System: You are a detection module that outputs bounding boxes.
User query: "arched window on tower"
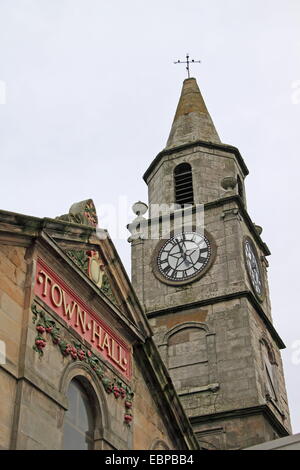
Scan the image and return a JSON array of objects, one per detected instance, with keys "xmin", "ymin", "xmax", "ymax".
[
  {"xmin": 63, "ymin": 378, "xmax": 95, "ymax": 450},
  {"xmin": 261, "ymin": 340, "xmax": 277, "ymax": 402},
  {"xmin": 174, "ymin": 163, "xmax": 194, "ymax": 206},
  {"xmin": 164, "ymin": 322, "xmax": 218, "ymax": 395}
]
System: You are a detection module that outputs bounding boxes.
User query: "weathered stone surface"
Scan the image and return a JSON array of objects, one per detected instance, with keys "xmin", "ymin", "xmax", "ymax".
[
  {"xmin": 133, "ymin": 361, "xmax": 174, "ymax": 450},
  {"xmin": 166, "ymin": 78, "xmax": 221, "ymax": 148},
  {"xmin": 0, "ymin": 220, "xmax": 197, "ymax": 450},
  {"xmin": 131, "ymin": 77, "xmax": 291, "ymax": 449}
]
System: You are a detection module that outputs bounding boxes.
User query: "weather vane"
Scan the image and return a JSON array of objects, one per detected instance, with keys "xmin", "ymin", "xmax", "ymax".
[{"xmin": 174, "ymin": 53, "xmax": 201, "ymax": 79}]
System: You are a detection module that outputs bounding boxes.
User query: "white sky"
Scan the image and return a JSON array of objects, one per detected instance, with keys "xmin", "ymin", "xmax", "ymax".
[{"xmin": 0, "ymin": 0, "xmax": 299, "ymax": 435}]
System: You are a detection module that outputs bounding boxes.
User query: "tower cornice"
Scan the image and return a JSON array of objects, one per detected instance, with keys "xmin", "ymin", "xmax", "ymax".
[
  {"xmin": 129, "ymin": 195, "xmax": 270, "ymax": 257},
  {"xmin": 143, "ymin": 139, "xmax": 249, "ymax": 183},
  {"xmin": 146, "ymin": 290, "xmax": 285, "ymax": 350},
  {"xmin": 190, "ymin": 405, "xmax": 290, "ymax": 440}
]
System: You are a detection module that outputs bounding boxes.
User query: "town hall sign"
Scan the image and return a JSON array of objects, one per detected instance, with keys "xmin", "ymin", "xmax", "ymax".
[{"xmin": 34, "ymin": 258, "xmax": 132, "ymax": 380}]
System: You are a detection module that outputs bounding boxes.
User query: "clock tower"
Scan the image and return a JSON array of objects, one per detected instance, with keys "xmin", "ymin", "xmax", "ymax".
[{"xmin": 129, "ymin": 77, "xmax": 291, "ymax": 449}]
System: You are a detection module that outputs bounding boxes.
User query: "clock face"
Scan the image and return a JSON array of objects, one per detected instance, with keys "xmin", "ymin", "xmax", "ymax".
[
  {"xmin": 156, "ymin": 231, "xmax": 212, "ymax": 284},
  {"xmin": 244, "ymin": 238, "xmax": 263, "ymax": 298}
]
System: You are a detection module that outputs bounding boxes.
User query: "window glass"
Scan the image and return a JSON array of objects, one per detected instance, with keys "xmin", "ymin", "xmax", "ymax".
[{"xmin": 63, "ymin": 378, "xmax": 94, "ymax": 450}]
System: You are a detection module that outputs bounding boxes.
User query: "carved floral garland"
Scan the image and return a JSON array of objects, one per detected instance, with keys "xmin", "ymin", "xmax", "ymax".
[{"xmin": 31, "ymin": 303, "xmax": 133, "ymax": 425}]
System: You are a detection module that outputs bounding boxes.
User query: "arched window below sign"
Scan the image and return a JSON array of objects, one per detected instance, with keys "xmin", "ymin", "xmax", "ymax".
[{"xmin": 63, "ymin": 378, "xmax": 95, "ymax": 450}]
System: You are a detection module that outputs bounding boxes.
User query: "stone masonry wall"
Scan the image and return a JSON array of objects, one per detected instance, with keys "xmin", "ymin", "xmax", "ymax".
[
  {"xmin": 247, "ymin": 302, "xmax": 291, "ymax": 433},
  {"xmin": 146, "ymin": 146, "xmax": 245, "ymax": 211},
  {"xmin": 0, "ymin": 245, "xmax": 27, "ymax": 449},
  {"xmin": 149, "ymin": 298, "xmax": 261, "ymax": 420},
  {"xmin": 149, "ymin": 295, "xmax": 291, "ymax": 448},
  {"xmin": 132, "ymin": 359, "xmax": 176, "ymax": 450},
  {"xmin": 194, "ymin": 413, "xmax": 280, "ymax": 450},
  {"xmin": 132, "ymin": 201, "xmax": 247, "ymax": 315},
  {"xmin": 0, "ymin": 241, "xmax": 183, "ymax": 450}
]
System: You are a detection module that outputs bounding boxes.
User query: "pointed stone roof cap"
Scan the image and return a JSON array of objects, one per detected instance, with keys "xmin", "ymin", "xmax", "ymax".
[{"xmin": 166, "ymin": 77, "xmax": 221, "ymax": 148}]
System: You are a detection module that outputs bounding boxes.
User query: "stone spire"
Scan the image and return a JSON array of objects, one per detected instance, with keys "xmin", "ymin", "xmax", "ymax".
[{"xmin": 166, "ymin": 77, "xmax": 221, "ymax": 149}]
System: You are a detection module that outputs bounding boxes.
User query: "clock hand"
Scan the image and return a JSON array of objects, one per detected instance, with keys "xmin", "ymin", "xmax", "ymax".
[
  {"xmin": 170, "ymin": 252, "xmax": 183, "ymax": 259},
  {"xmin": 176, "ymin": 258, "xmax": 188, "ymax": 269},
  {"xmin": 182, "ymin": 234, "xmax": 188, "ymax": 253},
  {"xmin": 182, "ymin": 233, "xmax": 189, "ymax": 253},
  {"xmin": 186, "ymin": 248, "xmax": 198, "ymax": 256},
  {"xmin": 185, "ymin": 254, "xmax": 194, "ymax": 265},
  {"xmin": 177, "ymin": 256, "xmax": 193, "ymax": 269},
  {"xmin": 177, "ymin": 239, "xmax": 184, "ymax": 252},
  {"xmin": 176, "ymin": 239, "xmax": 186, "ymax": 260},
  {"xmin": 184, "ymin": 246, "xmax": 200, "ymax": 266}
]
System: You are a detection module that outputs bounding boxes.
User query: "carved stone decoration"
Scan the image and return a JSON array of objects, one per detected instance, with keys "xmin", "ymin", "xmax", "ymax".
[
  {"xmin": 65, "ymin": 250, "xmax": 89, "ymax": 274},
  {"xmin": 127, "ymin": 201, "xmax": 148, "ymax": 242},
  {"xmin": 221, "ymin": 208, "xmax": 241, "ymax": 221},
  {"xmin": 221, "ymin": 176, "xmax": 237, "ymax": 191},
  {"xmin": 87, "ymin": 250, "xmax": 105, "ymax": 288},
  {"xmin": 101, "ymin": 274, "xmax": 118, "ymax": 305},
  {"xmin": 64, "ymin": 248, "xmax": 118, "ymax": 306},
  {"xmin": 132, "ymin": 201, "xmax": 148, "ymax": 217},
  {"xmin": 56, "ymin": 199, "xmax": 98, "ymax": 227},
  {"xmin": 254, "ymin": 224, "xmax": 263, "ymax": 235},
  {"xmin": 31, "ymin": 303, "xmax": 134, "ymax": 425}
]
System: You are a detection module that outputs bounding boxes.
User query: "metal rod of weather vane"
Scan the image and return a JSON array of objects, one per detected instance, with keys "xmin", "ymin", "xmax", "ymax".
[
  {"xmin": 174, "ymin": 54, "xmax": 201, "ymax": 78},
  {"xmin": 186, "ymin": 53, "xmax": 189, "ymax": 78}
]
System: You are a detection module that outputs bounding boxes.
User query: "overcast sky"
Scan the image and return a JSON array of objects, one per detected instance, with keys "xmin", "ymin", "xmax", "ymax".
[{"xmin": 0, "ymin": 0, "xmax": 299, "ymax": 434}]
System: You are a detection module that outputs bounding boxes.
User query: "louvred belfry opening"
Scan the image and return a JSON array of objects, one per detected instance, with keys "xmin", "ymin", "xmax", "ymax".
[{"xmin": 174, "ymin": 163, "xmax": 194, "ymax": 206}]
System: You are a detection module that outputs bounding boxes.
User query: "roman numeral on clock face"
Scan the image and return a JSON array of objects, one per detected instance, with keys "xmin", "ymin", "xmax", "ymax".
[{"xmin": 162, "ymin": 265, "xmax": 173, "ymax": 277}]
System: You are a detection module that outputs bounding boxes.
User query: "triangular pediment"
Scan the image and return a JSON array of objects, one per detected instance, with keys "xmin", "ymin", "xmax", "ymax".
[
  {"xmin": 62, "ymin": 247, "xmax": 119, "ymax": 307},
  {"xmin": 37, "ymin": 199, "xmax": 150, "ymax": 337},
  {"xmin": 45, "ymin": 232, "xmax": 148, "ymax": 336}
]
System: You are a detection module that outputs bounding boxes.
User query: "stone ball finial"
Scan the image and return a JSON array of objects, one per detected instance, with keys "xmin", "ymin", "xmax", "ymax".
[
  {"xmin": 254, "ymin": 224, "xmax": 263, "ymax": 235},
  {"xmin": 132, "ymin": 201, "xmax": 148, "ymax": 216},
  {"xmin": 127, "ymin": 201, "xmax": 149, "ymax": 243},
  {"xmin": 221, "ymin": 176, "xmax": 237, "ymax": 191}
]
